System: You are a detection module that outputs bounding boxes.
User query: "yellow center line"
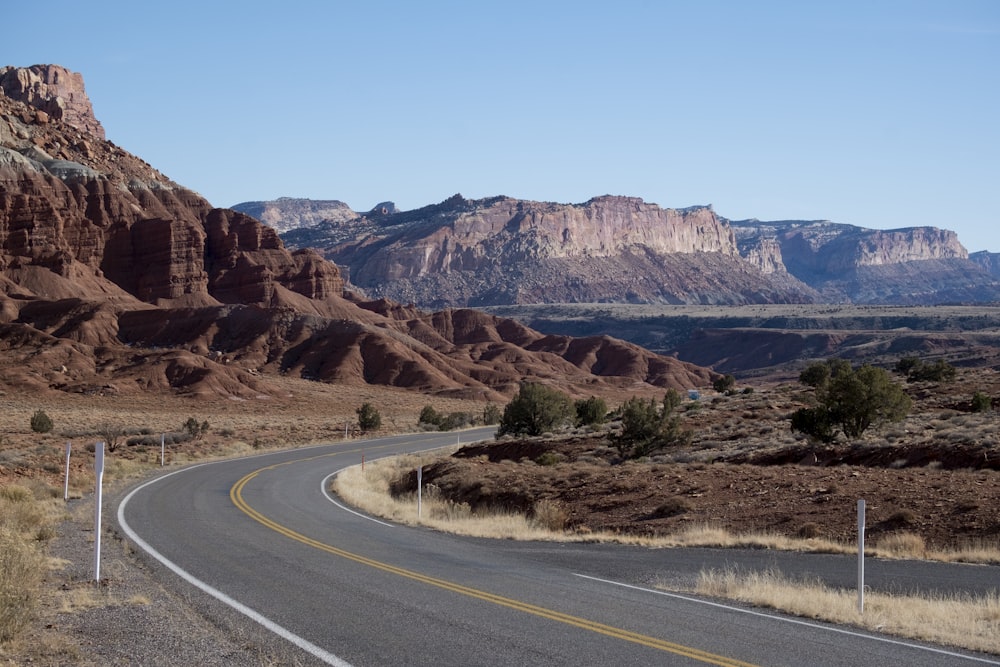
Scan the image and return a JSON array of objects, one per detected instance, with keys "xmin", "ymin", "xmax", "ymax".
[{"xmin": 230, "ymin": 451, "xmax": 759, "ymax": 667}]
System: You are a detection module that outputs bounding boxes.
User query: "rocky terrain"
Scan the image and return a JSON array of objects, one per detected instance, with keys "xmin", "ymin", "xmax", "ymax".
[
  {"xmin": 266, "ymin": 195, "xmax": 1000, "ymax": 308},
  {"xmin": 0, "ymin": 64, "xmax": 712, "ymax": 401},
  {"xmin": 485, "ymin": 303, "xmax": 1000, "ymax": 378}
]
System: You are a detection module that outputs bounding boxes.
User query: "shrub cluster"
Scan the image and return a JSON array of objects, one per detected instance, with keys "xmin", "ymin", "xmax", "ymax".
[
  {"xmin": 792, "ymin": 359, "xmax": 911, "ymax": 442},
  {"xmin": 612, "ymin": 389, "xmax": 691, "ymax": 458},
  {"xmin": 29, "ymin": 410, "xmax": 53, "ymax": 434},
  {"xmin": 895, "ymin": 356, "xmax": 957, "ymax": 382},
  {"xmin": 574, "ymin": 396, "xmax": 608, "ymax": 427},
  {"xmin": 418, "ymin": 406, "xmax": 476, "ymax": 431},
  {"xmin": 497, "ymin": 383, "xmax": 574, "ymax": 437}
]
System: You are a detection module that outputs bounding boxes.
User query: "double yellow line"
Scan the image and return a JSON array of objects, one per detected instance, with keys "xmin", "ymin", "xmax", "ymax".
[{"xmin": 231, "ymin": 456, "xmax": 758, "ymax": 667}]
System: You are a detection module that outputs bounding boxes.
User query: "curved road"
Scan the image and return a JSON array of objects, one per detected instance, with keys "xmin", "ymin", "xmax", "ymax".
[{"xmin": 117, "ymin": 430, "xmax": 1000, "ymax": 666}]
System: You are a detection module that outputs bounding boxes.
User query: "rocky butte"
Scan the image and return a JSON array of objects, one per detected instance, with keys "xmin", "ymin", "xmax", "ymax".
[
  {"xmin": 0, "ymin": 64, "xmax": 712, "ymax": 398},
  {"xmin": 271, "ymin": 194, "xmax": 1000, "ymax": 309}
]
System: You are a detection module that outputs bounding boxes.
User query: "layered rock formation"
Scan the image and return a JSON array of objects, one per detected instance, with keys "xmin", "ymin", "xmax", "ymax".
[
  {"xmin": 273, "ymin": 194, "xmax": 999, "ymax": 307},
  {"xmin": 284, "ymin": 195, "xmax": 819, "ymax": 308},
  {"xmin": 230, "ymin": 197, "xmax": 357, "ymax": 233},
  {"xmin": 1, "ymin": 65, "xmax": 711, "ymax": 398},
  {"xmin": 0, "ymin": 64, "xmax": 105, "ymax": 139},
  {"xmin": 729, "ymin": 220, "xmax": 1000, "ymax": 304}
]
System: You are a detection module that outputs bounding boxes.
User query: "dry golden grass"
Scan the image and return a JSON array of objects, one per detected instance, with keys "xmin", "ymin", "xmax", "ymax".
[
  {"xmin": 0, "ymin": 528, "xmax": 44, "ymax": 643},
  {"xmin": 692, "ymin": 568, "xmax": 1000, "ymax": 655},
  {"xmin": 334, "ymin": 451, "xmax": 1000, "ymax": 563}
]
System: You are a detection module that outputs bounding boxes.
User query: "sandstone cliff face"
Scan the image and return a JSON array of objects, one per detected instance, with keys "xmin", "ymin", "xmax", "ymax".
[
  {"xmin": 729, "ymin": 219, "xmax": 999, "ymax": 303},
  {"xmin": 0, "ymin": 65, "xmax": 105, "ymax": 139},
  {"xmin": 283, "ymin": 194, "xmax": 819, "ymax": 307},
  {"xmin": 0, "ymin": 76, "xmax": 341, "ymax": 307},
  {"xmin": 230, "ymin": 197, "xmax": 357, "ymax": 233}
]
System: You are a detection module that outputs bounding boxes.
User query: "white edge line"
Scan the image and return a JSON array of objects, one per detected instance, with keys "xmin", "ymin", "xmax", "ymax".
[
  {"xmin": 321, "ymin": 469, "xmax": 395, "ymax": 527},
  {"xmin": 573, "ymin": 573, "xmax": 1000, "ymax": 665},
  {"xmin": 117, "ymin": 464, "xmax": 353, "ymax": 667}
]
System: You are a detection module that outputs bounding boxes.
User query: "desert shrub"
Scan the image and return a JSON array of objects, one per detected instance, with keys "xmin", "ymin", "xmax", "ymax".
[
  {"xmin": 897, "ymin": 356, "xmax": 957, "ymax": 382},
  {"xmin": 29, "ymin": 410, "xmax": 53, "ymax": 434},
  {"xmin": 797, "ymin": 522, "xmax": 822, "ymax": 538},
  {"xmin": 651, "ymin": 496, "xmax": 692, "ymax": 518},
  {"xmin": 356, "ymin": 403, "xmax": 382, "ymax": 432},
  {"xmin": 497, "ymin": 383, "xmax": 574, "ymax": 437},
  {"xmin": 612, "ymin": 389, "xmax": 691, "ymax": 458},
  {"xmin": 791, "ymin": 359, "xmax": 911, "ymax": 441},
  {"xmin": 418, "ymin": 405, "xmax": 443, "ymax": 429},
  {"xmin": 971, "ymin": 391, "xmax": 992, "ymax": 413},
  {"xmin": 574, "ymin": 396, "xmax": 608, "ymax": 427},
  {"xmin": 182, "ymin": 418, "xmax": 209, "ymax": 440},
  {"xmin": 535, "ymin": 451, "xmax": 563, "ymax": 466},
  {"xmin": 481, "ymin": 403, "xmax": 502, "ymax": 426},
  {"xmin": 96, "ymin": 423, "xmax": 129, "ymax": 452},
  {"xmin": 439, "ymin": 412, "xmax": 474, "ymax": 431},
  {"xmin": 712, "ymin": 374, "xmax": 736, "ymax": 393}
]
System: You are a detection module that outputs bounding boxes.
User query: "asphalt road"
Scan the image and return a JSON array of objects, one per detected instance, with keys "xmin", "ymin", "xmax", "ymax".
[{"xmin": 117, "ymin": 429, "xmax": 1000, "ymax": 666}]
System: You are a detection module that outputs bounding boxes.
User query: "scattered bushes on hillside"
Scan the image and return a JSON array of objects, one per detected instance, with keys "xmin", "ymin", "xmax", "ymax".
[
  {"xmin": 29, "ymin": 410, "xmax": 52, "ymax": 434},
  {"xmin": 612, "ymin": 389, "xmax": 691, "ymax": 458},
  {"xmin": 497, "ymin": 383, "xmax": 574, "ymax": 437},
  {"xmin": 418, "ymin": 406, "xmax": 476, "ymax": 431},
  {"xmin": 896, "ymin": 356, "xmax": 957, "ymax": 382},
  {"xmin": 183, "ymin": 418, "xmax": 209, "ymax": 440},
  {"xmin": 357, "ymin": 403, "xmax": 382, "ymax": 432},
  {"xmin": 575, "ymin": 396, "xmax": 608, "ymax": 427},
  {"xmin": 792, "ymin": 359, "xmax": 911, "ymax": 442}
]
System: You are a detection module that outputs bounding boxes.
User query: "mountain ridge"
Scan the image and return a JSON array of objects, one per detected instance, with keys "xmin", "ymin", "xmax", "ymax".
[{"xmin": 260, "ymin": 195, "xmax": 1000, "ymax": 307}]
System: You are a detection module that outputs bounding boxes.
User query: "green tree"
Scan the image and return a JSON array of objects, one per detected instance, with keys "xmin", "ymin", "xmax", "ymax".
[
  {"xmin": 356, "ymin": 402, "xmax": 382, "ymax": 432},
  {"xmin": 574, "ymin": 396, "xmax": 608, "ymax": 427},
  {"xmin": 496, "ymin": 383, "xmax": 574, "ymax": 437},
  {"xmin": 613, "ymin": 389, "xmax": 691, "ymax": 458},
  {"xmin": 712, "ymin": 374, "xmax": 736, "ymax": 393},
  {"xmin": 971, "ymin": 391, "xmax": 992, "ymax": 413},
  {"xmin": 418, "ymin": 405, "xmax": 442, "ymax": 429},
  {"xmin": 792, "ymin": 360, "xmax": 911, "ymax": 441},
  {"xmin": 30, "ymin": 410, "xmax": 53, "ymax": 434},
  {"xmin": 481, "ymin": 403, "xmax": 502, "ymax": 426}
]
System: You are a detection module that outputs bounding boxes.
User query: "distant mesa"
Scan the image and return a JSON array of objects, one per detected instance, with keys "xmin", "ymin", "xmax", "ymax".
[{"xmin": 267, "ymin": 194, "xmax": 1000, "ymax": 309}]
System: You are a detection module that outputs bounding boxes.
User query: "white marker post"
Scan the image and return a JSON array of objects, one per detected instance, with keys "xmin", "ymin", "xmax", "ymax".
[
  {"xmin": 63, "ymin": 441, "xmax": 72, "ymax": 501},
  {"xmin": 160, "ymin": 433, "xmax": 165, "ymax": 467},
  {"xmin": 857, "ymin": 498, "xmax": 866, "ymax": 614},
  {"xmin": 94, "ymin": 441, "xmax": 105, "ymax": 584},
  {"xmin": 417, "ymin": 465, "xmax": 423, "ymax": 519}
]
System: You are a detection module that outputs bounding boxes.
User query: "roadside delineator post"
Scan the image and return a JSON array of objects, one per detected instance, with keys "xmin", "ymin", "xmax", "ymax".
[
  {"xmin": 94, "ymin": 441, "xmax": 105, "ymax": 584},
  {"xmin": 160, "ymin": 433, "xmax": 165, "ymax": 466},
  {"xmin": 857, "ymin": 498, "xmax": 866, "ymax": 614},
  {"xmin": 63, "ymin": 441, "xmax": 71, "ymax": 501}
]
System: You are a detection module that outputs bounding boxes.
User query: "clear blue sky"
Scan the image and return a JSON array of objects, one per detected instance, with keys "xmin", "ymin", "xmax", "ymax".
[{"xmin": 6, "ymin": 1, "xmax": 999, "ymax": 252}]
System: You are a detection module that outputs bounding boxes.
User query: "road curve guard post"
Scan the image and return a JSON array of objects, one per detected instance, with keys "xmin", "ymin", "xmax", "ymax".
[
  {"xmin": 63, "ymin": 441, "xmax": 71, "ymax": 501},
  {"xmin": 94, "ymin": 441, "xmax": 105, "ymax": 584},
  {"xmin": 857, "ymin": 498, "xmax": 865, "ymax": 614}
]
